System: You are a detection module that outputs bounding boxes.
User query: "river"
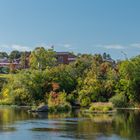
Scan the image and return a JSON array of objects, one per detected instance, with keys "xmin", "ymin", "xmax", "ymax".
[{"xmin": 0, "ymin": 107, "xmax": 139, "ymax": 140}]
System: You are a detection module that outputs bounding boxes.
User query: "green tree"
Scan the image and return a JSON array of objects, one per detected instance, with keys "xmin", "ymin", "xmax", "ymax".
[
  {"xmin": 1, "ymin": 70, "xmax": 50, "ymax": 105},
  {"xmin": 47, "ymin": 64, "xmax": 77, "ymax": 93},
  {"xmin": 20, "ymin": 51, "xmax": 30, "ymax": 69},
  {"xmin": 116, "ymin": 56, "xmax": 140, "ymax": 104},
  {"xmin": 0, "ymin": 52, "xmax": 8, "ymax": 59},
  {"xmin": 70, "ymin": 54, "xmax": 94, "ymax": 78},
  {"xmin": 9, "ymin": 50, "xmax": 21, "ymax": 62},
  {"xmin": 29, "ymin": 47, "xmax": 56, "ymax": 70},
  {"xmin": 78, "ymin": 55, "xmax": 116, "ymax": 106}
]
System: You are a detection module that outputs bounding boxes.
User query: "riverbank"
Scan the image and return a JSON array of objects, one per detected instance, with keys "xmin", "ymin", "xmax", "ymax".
[{"xmin": 1, "ymin": 101, "xmax": 140, "ymax": 114}]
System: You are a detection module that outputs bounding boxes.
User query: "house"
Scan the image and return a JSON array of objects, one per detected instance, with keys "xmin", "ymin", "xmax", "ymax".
[
  {"xmin": 0, "ymin": 51, "xmax": 76, "ymax": 73},
  {"xmin": 56, "ymin": 52, "xmax": 76, "ymax": 64},
  {"xmin": 0, "ymin": 58, "xmax": 21, "ymax": 73}
]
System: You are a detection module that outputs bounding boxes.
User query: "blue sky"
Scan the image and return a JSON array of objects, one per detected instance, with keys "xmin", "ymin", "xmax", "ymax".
[{"xmin": 0, "ymin": 0, "xmax": 140, "ymax": 59}]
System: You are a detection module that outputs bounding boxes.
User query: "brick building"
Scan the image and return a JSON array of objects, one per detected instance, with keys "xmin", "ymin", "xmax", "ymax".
[
  {"xmin": 0, "ymin": 51, "xmax": 76, "ymax": 73},
  {"xmin": 56, "ymin": 52, "xmax": 76, "ymax": 64}
]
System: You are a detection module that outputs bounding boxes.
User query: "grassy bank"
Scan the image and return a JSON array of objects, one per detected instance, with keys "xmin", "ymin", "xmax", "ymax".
[{"xmin": 82, "ymin": 102, "xmax": 115, "ymax": 113}]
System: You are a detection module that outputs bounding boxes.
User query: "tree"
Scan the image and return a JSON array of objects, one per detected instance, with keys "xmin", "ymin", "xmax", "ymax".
[
  {"xmin": 117, "ymin": 56, "xmax": 140, "ymax": 103},
  {"xmin": 78, "ymin": 55, "xmax": 116, "ymax": 106},
  {"xmin": 0, "ymin": 52, "xmax": 8, "ymax": 59},
  {"xmin": 1, "ymin": 69, "xmax": 49, "ymax": 105},
  {"xmin": 103, "ymin": 52, "xmax": 111, "ymax": 60},
  {"xmin": 9, "ymin": 50, "xmax": 21, "ymax": 62},
  {"xmin": 47, "ymin": 64, "xmax": 77, "ymax": 93},
  {"xmin": 29, "ymin": 47, "xmax": 56, "ymax": 70},
  {"xmin": 20, "ymin": 51, "xmax": 31, "ymax": 69},
  {"xmin": 70, "ymin": 54, "xmax": 94, "ymax": 78}
]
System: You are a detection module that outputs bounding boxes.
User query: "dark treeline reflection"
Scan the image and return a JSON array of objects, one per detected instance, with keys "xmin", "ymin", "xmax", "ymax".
[{"xmin": 0, "ymin": 107, "xmax": 140, "ymax": 140}]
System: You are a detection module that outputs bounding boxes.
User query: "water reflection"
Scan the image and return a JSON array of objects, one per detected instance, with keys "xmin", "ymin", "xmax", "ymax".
[
  {"xmin": 0, "ymin": 127, "xmax": 16, "ymax": 132},
  {"xmin": 0, "ymin": 107, "xmax": 140, "ymax": 139},
  {"xmin": 0, "ymin": 107, "xmax": 31, "ymax": 125}
]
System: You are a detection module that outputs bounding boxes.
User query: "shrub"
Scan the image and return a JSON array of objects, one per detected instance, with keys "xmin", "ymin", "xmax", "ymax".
[
  {"xmin": 48, "ymin": 91, "xmax": 72, "ymax": 112},
  {"xmin": 80, "ymin": 97, "xmax": 91, "ymax": 107},
  {"xmin": 109, "ymin": 93, "xmax": 128, "ymax": 108},
  {"xmin": 49, "ymin": 102, "xmax": 71, "ymax": 112},
  {"xmin": 14, "ymin": 88, "xmax": 32, "ymax": 105},
  {"xmin": 67, "ymin": 90, "xmax": 78, "ymax": 105},
  {"xmin": 0, "ymin": 98, "xmax": 13, "ymax": 105},
  {"xmin": 89, "ymin": 102, "xmax": 113, "ymax": 112}
]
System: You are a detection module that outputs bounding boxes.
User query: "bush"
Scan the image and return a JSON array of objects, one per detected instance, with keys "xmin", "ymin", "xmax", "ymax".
[
  {"xmin": 80, "ymin": 97, "xmax": 91, "ymax": 107},
  {"xmin": 89, "ymin": 102, "xmax": 113, "ymax": 112},
  {"xmin": 0, "ymin": 98, "xmax": 13, "ymax": 105},
  {"xmin": 109, "ymin": 93, "xmax": 128, "ymax": 108},
  {"xmin": 14, "ymin": 88, "xmax": 32, "ymax": 105},
  {"xmin": 0, "ymin": 78, "xmax": 7, "ymax": 93},
  {"xmin": 67, "ymin": 90, "xmax": 78, "ymax": 105},
  {"xmin": 48, "ymin": 91, "xmax": 72, "ymax": 112},
  {"xmin": 49, "ymin": 102, "xmax": 71, "ymax": 112}
]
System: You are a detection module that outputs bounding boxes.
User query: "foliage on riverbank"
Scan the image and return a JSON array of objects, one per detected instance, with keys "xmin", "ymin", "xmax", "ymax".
[
  {"xmin": 48, "ymin": 91, "xmax": 72, "ymax": 112},
  {"xmin": 0, "ymin": 47, "xmax": 140, "ymax": 111},
  {"xmin": 89, "ymin": 102, "xmax": 114, "ymax": 113}
]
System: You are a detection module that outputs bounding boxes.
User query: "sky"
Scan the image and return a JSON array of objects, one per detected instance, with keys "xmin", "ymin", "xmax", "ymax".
[{"xmin": 0, "ymin": 0, "xmax": 140, "ymax": 59}]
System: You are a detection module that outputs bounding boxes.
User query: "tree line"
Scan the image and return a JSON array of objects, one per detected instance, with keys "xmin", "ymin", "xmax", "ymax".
[{"xmin": 0, "ymin": 47, "xmax": 140, "ymax": 110}]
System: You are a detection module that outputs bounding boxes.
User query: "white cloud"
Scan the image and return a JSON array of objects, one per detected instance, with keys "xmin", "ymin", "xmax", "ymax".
[
  {"xmin": 0, "ymin": 44, "xmax": 31, "ymax": 52},
  {"xmin": 11, "ymin": 44, "xmax": 31, "ymax": 51},
  {"xmin": 97, "ymin": 43, "xmax": 140, "ymax": 50},
  {"xmin": 0, "ymin": 43, "xmax": 73, "ymax": 52},
  {"xmin": 56, "ymin": 43, "xmax": 73, "ymax": 50},
  {"xmin": 63, "ymin": 44, "xmax": 71, "ymax": 49},
  {"xmin": 100, "ymin": 44, "xmax": 125, "ymax": 50},
  {"xmin": 131, "ymin": 43, "xmax": 140, "ymax": 48}
]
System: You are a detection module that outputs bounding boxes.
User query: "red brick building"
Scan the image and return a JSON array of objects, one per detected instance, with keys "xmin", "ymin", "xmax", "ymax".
[
  {"xmin": 56, "ymin": 52, "xmax": 76, "ymax": 64},
  {"xmin": 0, "ymin": 52, "xmax": 76, "ymax": 72}
]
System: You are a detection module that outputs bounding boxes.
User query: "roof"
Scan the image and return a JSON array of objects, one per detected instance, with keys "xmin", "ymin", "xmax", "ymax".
[
  {"xmin": 0, "ymin": 62, "xmax": 19, "ymax": 65},
  {"xmin": 56, "ymin": 52, "xmax": 70, "ymax": 55}
]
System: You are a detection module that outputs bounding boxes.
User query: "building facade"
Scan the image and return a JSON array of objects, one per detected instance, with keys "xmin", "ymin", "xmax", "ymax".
[
  {"xmin": 0, "ymin": 52, "xmax": 76, "ymax": 73},
  {"xmin": 56, "ymin": 52, "xmax": 76, "ymax": 64}
]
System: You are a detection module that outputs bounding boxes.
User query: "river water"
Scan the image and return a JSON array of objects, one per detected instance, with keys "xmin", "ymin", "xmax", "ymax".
[{"xmin": 0, "ymin": 107, "xmax": 140, "ymax": 140}]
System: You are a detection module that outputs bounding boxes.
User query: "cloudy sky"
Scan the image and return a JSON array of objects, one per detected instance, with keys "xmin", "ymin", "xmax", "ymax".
[{"xmin": 0, "ymin": 0, "xmax": 140, "ymax": 59}]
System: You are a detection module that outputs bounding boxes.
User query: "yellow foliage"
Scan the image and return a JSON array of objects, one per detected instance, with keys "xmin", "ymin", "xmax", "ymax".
[{"xmin": 2, "ymin": 88, "xmax": 10, "ymax": 98}]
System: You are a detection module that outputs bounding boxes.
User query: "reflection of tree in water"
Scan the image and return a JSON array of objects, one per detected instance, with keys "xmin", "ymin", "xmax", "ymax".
[
  {"xmin": 61, "ymin": 111, "xmax": 140, "ymax": 140},
  {"xmin": 0, "ymin": 108, "xmax": 140, "ymax": 140},
  {"xmin": 48, "ymin": 112, "xmax": 72, "ymax": 119},
  {"xmin": 0, "ymin": 107, "xmax": 33, "ymax": 132},
  {"xmin": 68, "ymin": 114, "xmax": 114, "ymax": 139},
  {"xmin": 112, "ymin": 110, "xmax": 140, "ymax": 140},
  {"xmin": 0, "ymin": 107, "xmax": 31, "ymax": 125},
  {"xmin": 23, "ymin": 110, "xmax": 140, "ymax": 140}
]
